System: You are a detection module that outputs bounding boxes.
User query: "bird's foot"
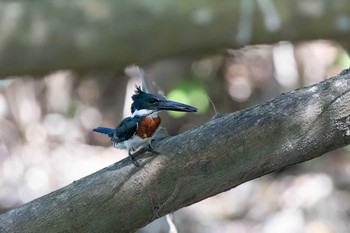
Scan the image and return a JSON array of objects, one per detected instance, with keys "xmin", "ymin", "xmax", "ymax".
[
  {"xmin": 148, "ymin": 139, "xmax": 159, "ymax": 154},
  {"xmin": 129, "ymin": 151, "xmax": 140, "ymax": 167}
]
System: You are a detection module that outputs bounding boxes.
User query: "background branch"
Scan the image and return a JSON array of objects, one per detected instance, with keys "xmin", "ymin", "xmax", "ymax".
[
  {"xmin": 1, "ymin": 68, "xmax": 350, "ymax": 232},
  {"xmin": 0, "ymin": 0, "xmax": 349, "ymax": 76}
]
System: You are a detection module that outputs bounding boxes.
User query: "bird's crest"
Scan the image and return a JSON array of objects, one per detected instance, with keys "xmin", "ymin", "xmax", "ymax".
[{"xmin": 132, "ymin": 85, "xmax": 147, "ymax": 101}]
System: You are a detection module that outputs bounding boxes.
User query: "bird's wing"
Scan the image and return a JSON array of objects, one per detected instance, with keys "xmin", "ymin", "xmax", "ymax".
[
  {"xmin": 93, "ymin": 127, "xmax": 115, "ymax": 138},
  {"xmin": 114, "ymin": 116, "xmax": 140, "ymax": 142}
]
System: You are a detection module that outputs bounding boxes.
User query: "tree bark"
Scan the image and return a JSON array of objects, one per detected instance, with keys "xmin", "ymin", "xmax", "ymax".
[
  {"xmin": 0, "ymin": 0, "xmax": 349, "ymax": 76},
  {"xmin": 1, "ymin": 68, "xmax": 350, "ymax": 232}
]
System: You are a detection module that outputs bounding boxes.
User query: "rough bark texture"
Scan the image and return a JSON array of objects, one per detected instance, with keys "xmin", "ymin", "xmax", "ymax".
[
  {"xmin": 1, "ymin": 68, "xmax": 350, "ymax": 232},
  {"xmin": 0, "ymin": 0, "xmax": 349, "ymax": 76}
]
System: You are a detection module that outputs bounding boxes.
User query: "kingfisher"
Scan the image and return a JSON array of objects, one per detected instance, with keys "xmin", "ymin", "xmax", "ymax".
[{"xmin": 93, "ymin": 86, "xmax": 197, "ymax": 167}]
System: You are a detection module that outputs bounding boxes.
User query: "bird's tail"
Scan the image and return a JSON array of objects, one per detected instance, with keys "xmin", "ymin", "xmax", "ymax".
[{"xmin": 93, "ymin": 127, "xmax": 114, "ymax": 138}]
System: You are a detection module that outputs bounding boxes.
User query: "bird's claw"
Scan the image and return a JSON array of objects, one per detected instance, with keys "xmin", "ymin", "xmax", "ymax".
[
  {"xmin": 148, "ymin": 140, "xmax": 159, "ymax": 154},
  {"xmin": 128, "ymin": 140, "xmax": 159, "ymax": 167},
  {"xmin": 129, "ymin": 151, "xmax": 141, "ymax": 167}
]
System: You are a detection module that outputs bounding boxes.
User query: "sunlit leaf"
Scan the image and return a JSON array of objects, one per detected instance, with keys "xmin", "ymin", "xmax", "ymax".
[
  {"xmin": 166, "ymin": 81, "xmax": 209, "ymax": 118},
  {"xmin": 334, "ymin": 49, "xmax": 350, "ymax": 68}
]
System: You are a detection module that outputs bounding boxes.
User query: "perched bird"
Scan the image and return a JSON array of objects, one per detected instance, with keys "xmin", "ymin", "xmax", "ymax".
[{"xmin": 93, "ymin": 86, "xmax": 197, "ymax": 167}]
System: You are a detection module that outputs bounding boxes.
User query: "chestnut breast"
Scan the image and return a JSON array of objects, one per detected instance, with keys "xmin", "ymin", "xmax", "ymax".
[{"xmin": 136, "ymin": 116, "xmax": 161, "ymax": 138}]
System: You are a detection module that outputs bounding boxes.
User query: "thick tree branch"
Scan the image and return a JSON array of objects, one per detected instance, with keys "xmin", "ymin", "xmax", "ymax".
[
  {"xmin": 1, "ymin": 69, "xmax": 350, "ymax": 232},
  {"xmin": 0, "ymin": 0, "xmax": 349, "ymax": 76}
]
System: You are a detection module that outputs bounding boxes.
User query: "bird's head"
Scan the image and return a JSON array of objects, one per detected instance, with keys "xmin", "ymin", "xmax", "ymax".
[{"xmin": 131, "ymin": 86, "xmax": 197, "ymax": 115}]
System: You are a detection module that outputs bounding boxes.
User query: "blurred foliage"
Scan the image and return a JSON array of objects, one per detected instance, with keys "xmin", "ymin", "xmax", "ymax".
[
  {"xmin": 343, "ymin": 145, "xmax": 350, "ymax": 153},
  {"xmin": 166, "ymin": 81, "xmax": 209, "ymax": 118},
  {"xmin": 334, "ymin": 49, "xmax": 350, "ymax": 69}
]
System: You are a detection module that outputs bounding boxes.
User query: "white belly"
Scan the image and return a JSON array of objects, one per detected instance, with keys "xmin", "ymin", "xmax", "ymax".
[{"xmin": 114, "ymin": 135, "xmax": 151, "ymax": 152}]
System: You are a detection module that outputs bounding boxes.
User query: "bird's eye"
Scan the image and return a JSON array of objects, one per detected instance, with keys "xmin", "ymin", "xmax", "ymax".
[{"xmin": 150, "ymin": 98, "xmax": 158, "ymax": 104}]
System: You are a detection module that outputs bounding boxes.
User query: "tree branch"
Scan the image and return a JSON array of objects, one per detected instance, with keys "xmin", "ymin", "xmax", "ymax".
[
  {"xmin": 1, "ymin": 68, "xmax": 350, "ymax": 232},
  {"xmin": 0, "ymin": 0, "xmax": 349, "ymax": 76}
]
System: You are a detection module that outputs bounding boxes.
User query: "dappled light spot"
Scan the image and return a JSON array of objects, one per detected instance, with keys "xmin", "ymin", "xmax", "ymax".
[
  {"xmin": 0, "ymin": 94, "xmax": 9, "ymax": 119},
  {"xmin": 6, "ymin": 80, "xmax": 42, "ymax": 129},
  {"xmin": 25, "ymin": 122, "xmax": 47, "ymax": 145},
  {"xmin": 24, "ymin": 166, "xmax": 49, "ymax": 194},
  {"xmin": 45, "ymin": 71, "xmax": 74, "ymax": 113},
  {"xmin": 43, "ymin": 113, "xmax": 84, "ymax": 142},
  {"xmin": 43, "ymin": 113, "xmax": 68, "ymax": 137},
  {"xmin": 227, "ymin": 76, "xmax": 252, "ymax": 102},
  {"xmin": 191, "ymin": 7, "xmax": 214, "ymax": 25},
  {"xmin": 280, "ymin": 174, "xmax": 333, "ymax": 208},
  {"xmin": 305, "ymin": 221, "xmax": 333, "ymax": 233},
  {"xmin": 182, "ymin": 181, "xmax": 256, "ymax": 221},
  {"xmin": 78, "ymin": 106, "xmax": 102, "ymax": 130},
  {"xmin": 2, "ymin": 156, "xmax": 25, "ymax": 183},
  {"xmin": 18, "ymin": 98, "xmax": 41, "ymax": 127},
  {"xmin": 77, "ymin": 79, "xmax": 100, "ymax": 105},
  {"xmin": 273, "ymin": 42, "xmax": 299, "ymax": 90},
  {"xmin": 296, "ymin": 41, "xmax": 338, "ymax": 85},
  {"xmin": 263, "ymin": 208, "xmax": 304, "ymax": 233},
  {"xmin": 225, "ymin": 63, "xmax": 253, "ymax": 102}
]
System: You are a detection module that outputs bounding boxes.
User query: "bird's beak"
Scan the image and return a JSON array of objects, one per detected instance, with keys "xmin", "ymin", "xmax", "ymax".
[{"xmin": 157, "ymin": 100, "xmax": 197, "ymax": 112}]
